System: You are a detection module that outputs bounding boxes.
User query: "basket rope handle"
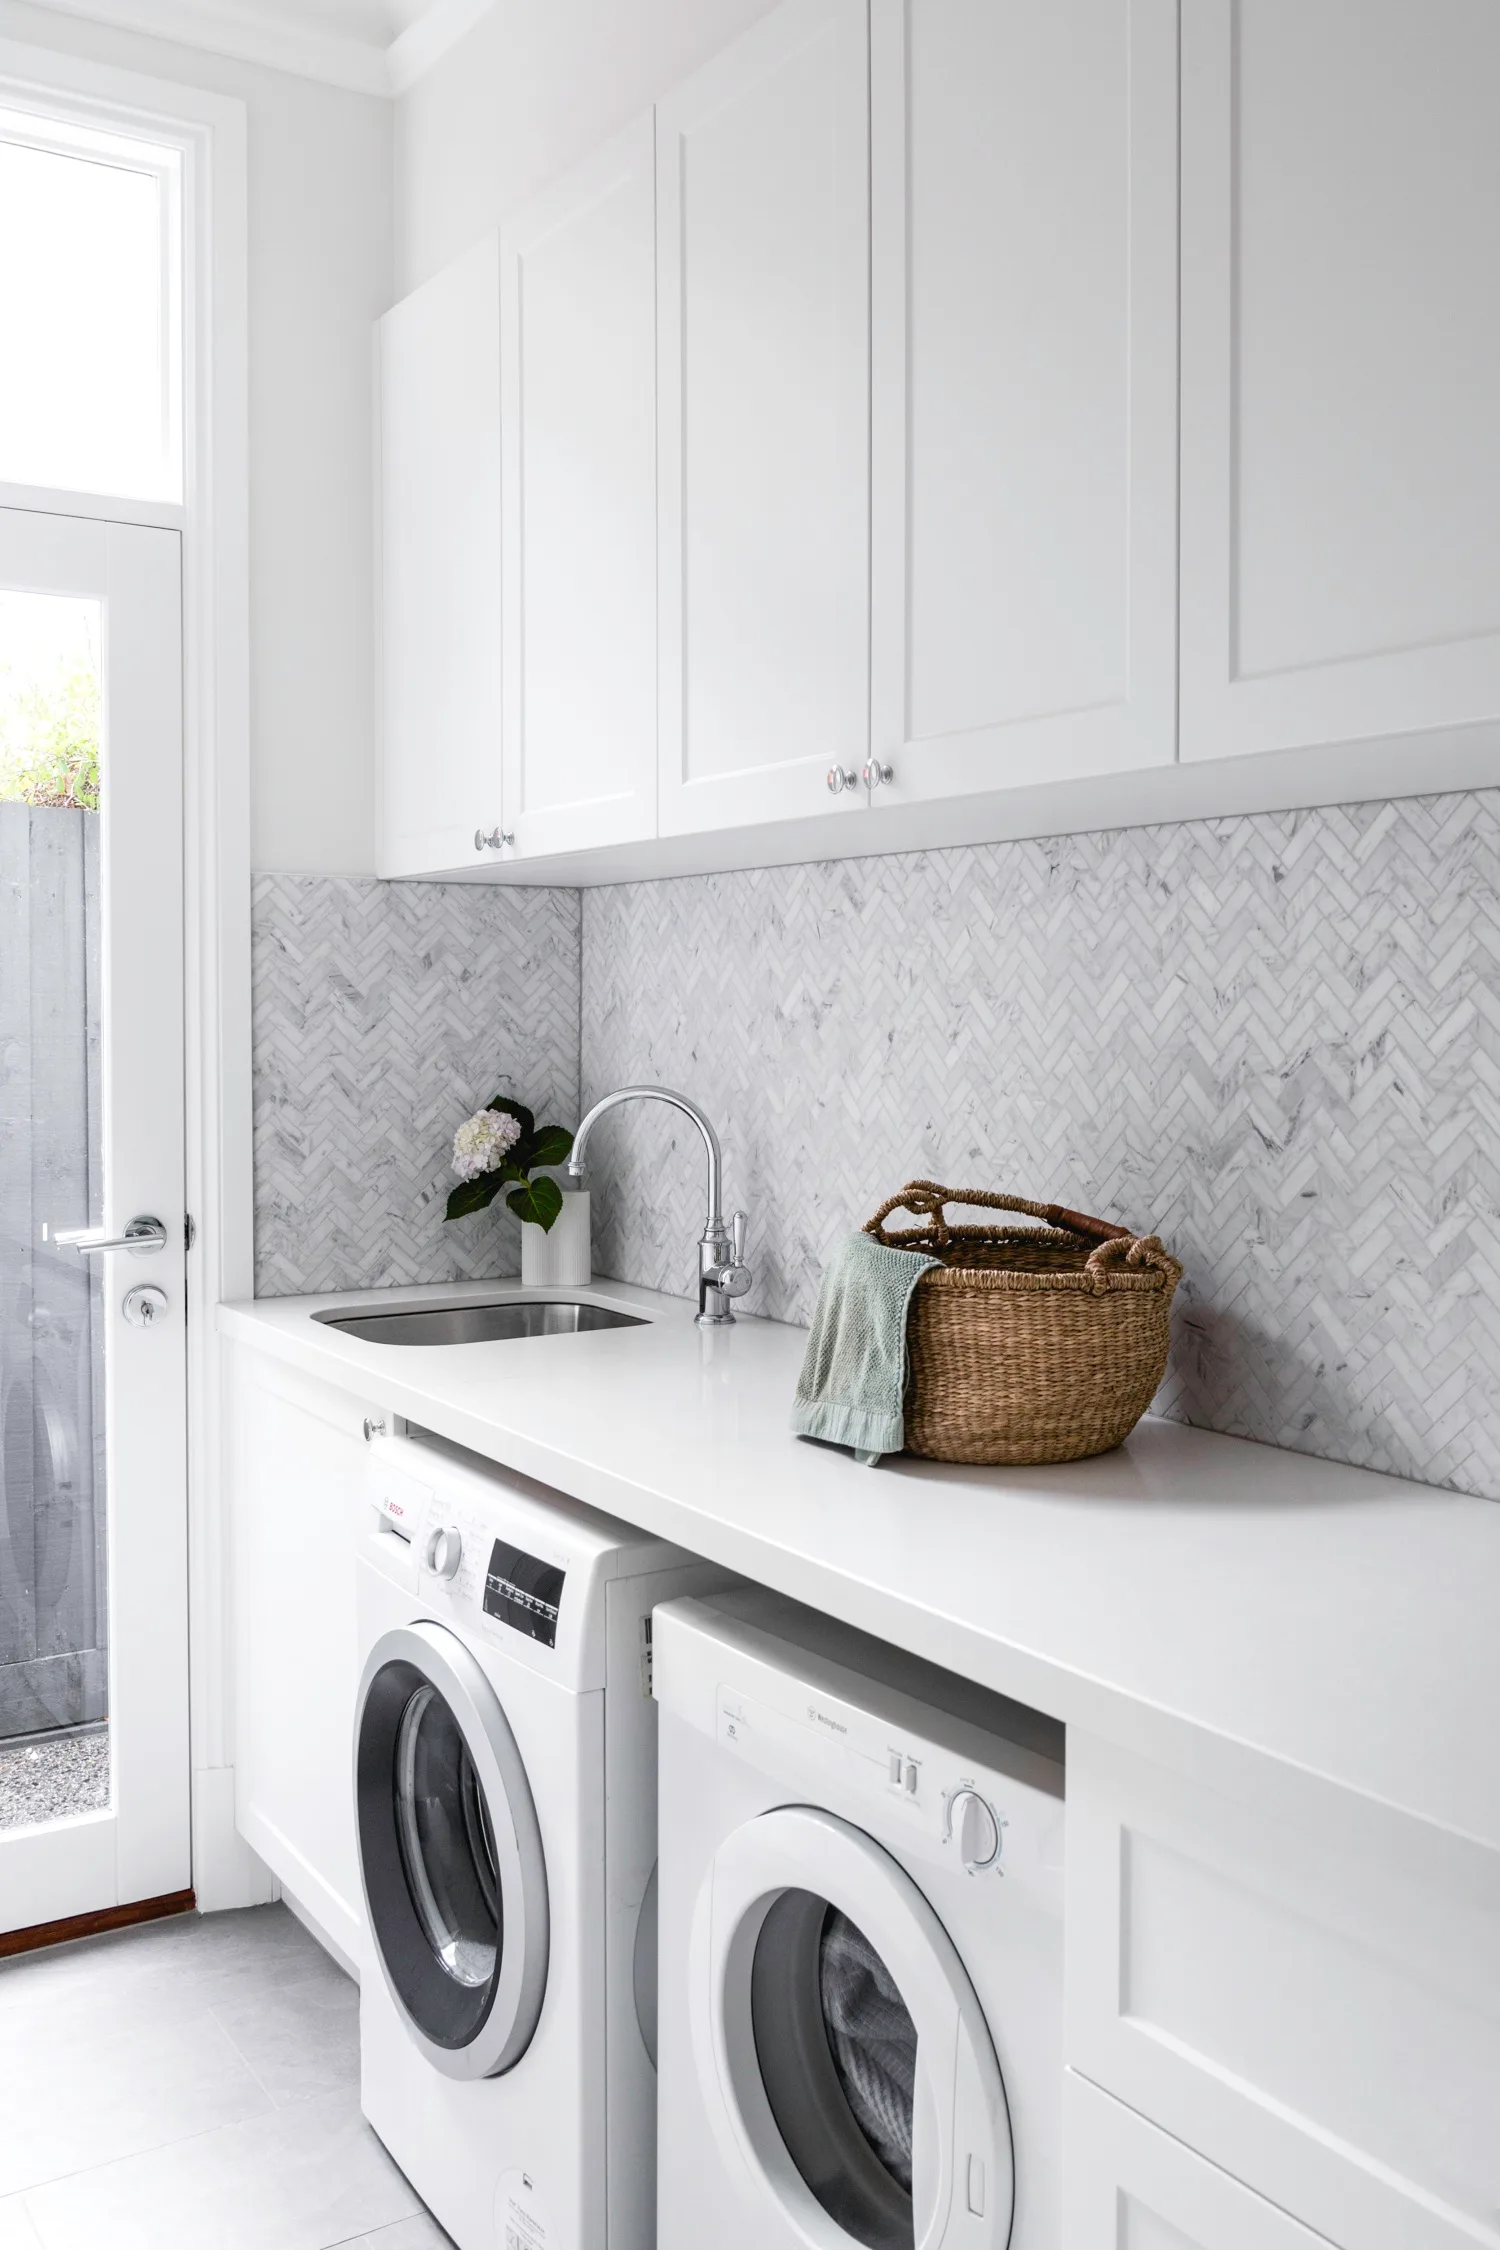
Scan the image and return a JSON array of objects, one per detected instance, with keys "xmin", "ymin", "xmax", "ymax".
[{"xmin": 864, "ymin": 1179, "xmax": 1181, "ymax": 1286}]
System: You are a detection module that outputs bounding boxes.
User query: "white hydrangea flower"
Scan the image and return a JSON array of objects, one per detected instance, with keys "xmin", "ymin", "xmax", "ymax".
[{"xmin": 452, "ymin": 1107, "xmax": 522, "ymax": 1181}]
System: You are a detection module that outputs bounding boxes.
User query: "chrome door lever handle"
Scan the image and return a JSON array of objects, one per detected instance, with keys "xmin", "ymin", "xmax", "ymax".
[{"xmin": 54, "ymin": 1215, "xmax": 168, "ymax": 1257}]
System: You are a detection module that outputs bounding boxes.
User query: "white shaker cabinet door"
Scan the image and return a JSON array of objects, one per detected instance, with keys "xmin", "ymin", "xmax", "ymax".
[
  {"xmin": 377, "ymin": 237, "xmax": 504, "ymax": 878},
  {"xmin": 868, "ymin": 0, "xmax": 1179, "ymax": 808},
  {"xmin": 656, "ymin": 0, "xmax": 871, "ymax": 839},
  {"xmin": 1180, "ymin": 0, "xmax": 1500, "ymax": 766},
  {"xmin": 231, "ymin": 1352, "xmax": 380, "ymax": 1973},
  {"xmin": 1064, "ymin": 2074, "xmax": 1338, "ymax": 2250},
  {"xmin": 501, "ymin": 116, "xmax": 658, "ymax": 859}
]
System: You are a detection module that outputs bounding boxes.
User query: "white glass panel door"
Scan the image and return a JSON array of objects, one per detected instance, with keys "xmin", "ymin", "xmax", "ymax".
[{"xmin": 0, "ymin": 504, "xmax": 188, "ymax": 1935}]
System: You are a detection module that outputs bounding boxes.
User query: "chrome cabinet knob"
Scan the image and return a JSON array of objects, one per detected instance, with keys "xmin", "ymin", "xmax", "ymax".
[
  {"xmin": 474, "ymin": 827, "xmax": 515, "ymax": 852},
  {"xmin": 863, "ymin": 759, "xmax": 894, "ymax": 793},
  {"xmin": 826, "ymin": 765, "xmax": 859, "ymax": 795},
  {"xmin": 945, "ymin": 1786, "xmax": 1002, "ymax": 1872},
  {"xmin": 363, "ymin": 1416, "xmax": 387, "ymax": 1444},
  {"xmin": 424, "ymin": 1524, "xmax": 463, "ymax": 1580}
]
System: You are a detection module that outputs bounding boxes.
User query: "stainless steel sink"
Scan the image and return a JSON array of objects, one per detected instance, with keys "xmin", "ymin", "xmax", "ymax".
[{"xmin": 313, "ymin": 1298, "xmax": 649, "ymax": 1347}]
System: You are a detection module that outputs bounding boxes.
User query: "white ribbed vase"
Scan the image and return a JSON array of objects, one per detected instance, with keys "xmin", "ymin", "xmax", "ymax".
[{"xmin": 520, "ymin": 1188, "xmax": 591, "ymax": 1288}]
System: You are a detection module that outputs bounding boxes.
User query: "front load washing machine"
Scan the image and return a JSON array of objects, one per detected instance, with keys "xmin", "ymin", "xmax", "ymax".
[
  {"xmin": 354, "ymin": 1427, "xmax": 728, "ymax": 2250},
  {"xmin": 653, "ymin": 1586, "xmax": 1065, "ymax": 2250}
]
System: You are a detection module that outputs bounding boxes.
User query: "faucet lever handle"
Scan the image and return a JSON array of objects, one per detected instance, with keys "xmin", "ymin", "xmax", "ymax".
[{"xmin": 730, "ymin": 1210, "xmax": 748, "ymax": 1265}]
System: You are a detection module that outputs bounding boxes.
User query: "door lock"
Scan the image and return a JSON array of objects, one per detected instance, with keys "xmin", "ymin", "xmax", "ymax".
[{"xmin": 122, "ymin": 1285, "xmax": 170, "ymax": 1328}]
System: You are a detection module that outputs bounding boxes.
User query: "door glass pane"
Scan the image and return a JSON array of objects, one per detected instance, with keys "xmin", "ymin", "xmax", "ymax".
[
  {"xmin": 394, "ymin": 1682, "xmax": 502, "ymax": 1988},
  {"xmin": 750, "ymin": 1889, "xmax": 918, "ymax": 2250},
  {"xmin": 0, "ymin": 116, "xmax": 181, "ymax": 502},
  {"xmin": 0, "ymin": 589, "xmax": 109, "ymax": 1831}
]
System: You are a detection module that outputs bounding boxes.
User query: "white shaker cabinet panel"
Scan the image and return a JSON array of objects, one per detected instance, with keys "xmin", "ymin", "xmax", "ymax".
[
  {"xmin": 501, "ymin": 117, "xmax": 658, "ymax": 859},
  {"xmin": 231, "ymin": 1351, "xmax": 378, "ymax": 1972},
  {"xmin": 1066, "ymin": 1730, "xmax": 1500, "ymax": 2250},
  {"xmin": 869, "ymin": 0, "xmax": 1179, "ymax": 806},
  {"xmin": 1180, "ymin": 0, "xmax": 1500, "ymax": 764},
  {"xmin": 656, "ymin": 0, "xmax": 871, "ymax": 838},
  {"xmin": 377, "ymin": 238, "xmax": 504, "ymax": 878},
  {"xmin": 1064, "ymin": 2074, "xmax": 1338, "ymax": 2250}
]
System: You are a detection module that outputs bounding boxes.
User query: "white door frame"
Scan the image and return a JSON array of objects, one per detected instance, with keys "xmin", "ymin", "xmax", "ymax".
[{"xmin": 0, "ymin": 39, "xmax": 260, "ymax": 1910}]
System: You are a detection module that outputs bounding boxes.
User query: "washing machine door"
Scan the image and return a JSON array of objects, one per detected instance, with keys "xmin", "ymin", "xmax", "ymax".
[
  {"xmin": 692, "ymin": 1806, "xmax": 1011, "ymax": 2249},
  {"xmin": 355, "ymin": 1622, "xmax": 549, "ymax": 2080}
]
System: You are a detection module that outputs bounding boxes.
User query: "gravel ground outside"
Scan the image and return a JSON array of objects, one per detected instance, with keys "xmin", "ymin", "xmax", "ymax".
[{"xmin": 0, "ymin": 1727, "xmax": 111, "ymax": 1830}]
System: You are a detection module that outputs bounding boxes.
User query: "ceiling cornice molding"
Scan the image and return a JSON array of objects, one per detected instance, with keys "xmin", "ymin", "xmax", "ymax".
[
  {"xmin": 23, "ymin": 0, "xmax": 497, "ymax": 96},
  {"xmin": 386, "ymin": 0, "xmax": 491, "ymax": 94}
]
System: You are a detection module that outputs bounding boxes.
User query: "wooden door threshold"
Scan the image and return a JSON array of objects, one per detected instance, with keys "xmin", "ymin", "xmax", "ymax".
[{"xmin": 0, "ymin": 1889, "xmax": 195, "ymax": 1961}]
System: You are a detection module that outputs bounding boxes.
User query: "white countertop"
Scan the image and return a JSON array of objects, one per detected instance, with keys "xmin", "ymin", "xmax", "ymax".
[{"xmin": 219, "ymin": 1277, "xmax": 1500, "ymax": 1855}]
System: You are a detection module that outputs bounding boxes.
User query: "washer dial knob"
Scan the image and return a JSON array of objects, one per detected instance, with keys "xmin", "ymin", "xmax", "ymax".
[
  {"xmin": 947, "ymin": 1786, "xmax": 1002, "ymax": 1872},
  {"xmin": 424, "ymin": 1524, "xmax": 463, "ymax": 1581}
]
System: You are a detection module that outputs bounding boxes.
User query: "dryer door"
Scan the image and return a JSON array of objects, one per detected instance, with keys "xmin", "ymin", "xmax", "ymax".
[
  {"xmin": 692, "ymin": 1806, "xmax": 1011, "ymax": 2249},
  {"xmin": 355, "ymin": 1622, "xmax": 549, "ymax": 2080}
]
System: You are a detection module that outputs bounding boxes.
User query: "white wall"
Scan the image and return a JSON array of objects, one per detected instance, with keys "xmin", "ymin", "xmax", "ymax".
[
  {"xmin": 0, "ymin": 0, "xmax": 392, "ymax": 876},
  {"xmin": 394, "ymin": 0, "xmax": 780, "ymax": 296}
]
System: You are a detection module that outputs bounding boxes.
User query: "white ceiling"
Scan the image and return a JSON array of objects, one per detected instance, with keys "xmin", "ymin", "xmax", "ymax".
[{"xmin": 20, "ymin": 0, "xmax": 492, "ymax": 93}]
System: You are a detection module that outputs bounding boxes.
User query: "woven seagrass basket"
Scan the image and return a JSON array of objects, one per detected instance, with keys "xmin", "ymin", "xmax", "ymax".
[{"xmin": 865, "ymin": 1181, "xmax": 1184, "ymax": 1467}]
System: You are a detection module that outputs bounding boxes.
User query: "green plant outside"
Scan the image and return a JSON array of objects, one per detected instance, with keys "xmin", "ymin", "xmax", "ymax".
[{"xmin": 0, "ymin": 653, "xmax": 101, "ymax": 811}]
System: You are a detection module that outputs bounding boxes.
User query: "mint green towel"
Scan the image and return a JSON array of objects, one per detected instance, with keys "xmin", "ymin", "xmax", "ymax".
[{"xmin": 791, "ymin": 1230, "xmax": 941, "ymax": 1465}]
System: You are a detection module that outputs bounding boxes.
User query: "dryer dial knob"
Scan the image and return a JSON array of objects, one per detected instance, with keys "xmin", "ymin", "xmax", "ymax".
[
  {"xmin": 423, "ymin": 1524, "xmax": 463, "ymax": 1581},
  {"xmin": 947, "ymin": 1787, "xmax": 1002, "ymax": 1872}
]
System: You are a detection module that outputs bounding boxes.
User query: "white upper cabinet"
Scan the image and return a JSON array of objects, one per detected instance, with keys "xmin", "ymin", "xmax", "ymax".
[
  {"xmin": 869, "ymin": 0, "xmax": 1180, "ymax": 805},
  {"xmin": 1180, "ymin": 0, "xmax": 1500, "ymax": 765},
  {"xmin": 500, "ymin": 117, "xmax": 659, "ymax": 859},
  {"xmin": 377, "ymin": 237, "xmax": 504, "ymax": 877},
  {"xmin": 656, "ymin": 0, "xmax": 871, "ymax": 838}
]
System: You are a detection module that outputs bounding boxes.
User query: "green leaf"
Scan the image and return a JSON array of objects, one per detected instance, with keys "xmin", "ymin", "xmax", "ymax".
[
  {"xmin": 527, "ymin": 1125, "xmax": 574, "ymax": 1169},
  {"xmin": 486, "ymin": 1095, "xmax": 535, "ymax": 1143},
  {"xmin": 507, "ymin": 1175, "xmax": 564, "ymax": 1233},
  {"xmin": 445, "ymin": 1172, "xmax": 505, "ymax": 1222}
]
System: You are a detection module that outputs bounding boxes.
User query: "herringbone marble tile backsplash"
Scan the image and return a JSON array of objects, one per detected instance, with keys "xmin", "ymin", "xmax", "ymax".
[
  {"xmin": 580, "ymin": 793, "xmax": 1500, "ymax": 1499},
  {"xmin": 253, "ymin": 791, "xmax": 1500, "ymax": 1497},
  {"xmin": 252, "ymin": 875, "xmax": 579, "ymax": 1295}
]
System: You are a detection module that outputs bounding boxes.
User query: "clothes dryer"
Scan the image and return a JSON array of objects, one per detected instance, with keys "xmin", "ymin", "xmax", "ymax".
[{"xmin": 654, "ymin": 1586, "xmax": 1065, "ymax": 2250}]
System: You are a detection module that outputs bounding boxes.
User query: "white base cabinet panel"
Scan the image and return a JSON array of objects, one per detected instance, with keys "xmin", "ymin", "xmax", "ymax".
[
  {"xmin": 869, "ymin": 0, "xmax": 1179, "ymax": 804},
  {"xmin": 1066, "ymin": 1730, "xmax": 1500, "ymax": 2250},
  {"xmin": 377, "ymin": 236, "xmax": 504, "ymax": 880},
  {"xmin": 230, "ymin": 1349, "xmax": 378, "ymax": 1971},
  {"xmin": 501, "ymin": 116, "xmax": 658, "ymax": 861},
  {"xmin": 655, "ymin": 0, "xmax": 871, "ymax": 839},
  {"xmin": 1064, "ymin": 2073, "xmax": 1337, "ymax": 2250},
  {"xmin": 1180, "ymin": 0, "xmax": 1500, "ymax": 765}
]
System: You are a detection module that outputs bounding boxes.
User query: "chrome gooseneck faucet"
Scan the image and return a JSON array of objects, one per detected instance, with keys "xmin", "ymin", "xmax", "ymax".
[{"xmin": 566, "ymin": 1086, "xmax": 751, "ymax": 1327}]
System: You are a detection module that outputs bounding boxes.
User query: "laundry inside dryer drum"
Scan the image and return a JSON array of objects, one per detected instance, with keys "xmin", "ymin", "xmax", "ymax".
[{"xmin": 750, "ymin": 1891, "xmax": 919, "ymax": 2250}]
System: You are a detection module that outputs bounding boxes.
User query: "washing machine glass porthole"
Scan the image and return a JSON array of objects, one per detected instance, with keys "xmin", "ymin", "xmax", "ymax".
[
  {"xmin": 750, "ymin": 1888, "xmax": 918, "ymax": 2250},
  {"xmin": 393, "ymin": 1682, "xmax": 503, "ymax": 1990},
  {"xmin": 355, "ymin": 1626, "xmax": 550, "ymax": 2079}
]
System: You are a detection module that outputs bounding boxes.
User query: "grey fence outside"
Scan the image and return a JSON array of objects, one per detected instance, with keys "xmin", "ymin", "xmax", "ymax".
[{"xmin": 0, "ymin": 803, "xmax": 107, "ymax": 1738}]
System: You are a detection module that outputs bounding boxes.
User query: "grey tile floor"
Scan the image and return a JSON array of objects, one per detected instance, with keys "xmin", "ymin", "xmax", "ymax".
[{"xmin": 0, "ymin": 1903, "xmax": 454, "ymax": 2250}]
